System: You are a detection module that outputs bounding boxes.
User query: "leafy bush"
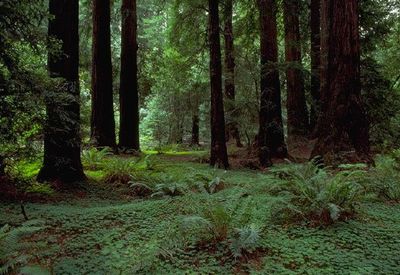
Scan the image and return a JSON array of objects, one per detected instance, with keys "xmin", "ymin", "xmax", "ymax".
[
  {"xmin": 0, "ymin": 221, "xmax": 42, "ymax": 275},
  {"xmin": 270, "ymin": 160, "xmax": 367, "ymax": 225},
  {"xmin": 25, "ymin": 182, "xmax": 54, "ymax": 196},
  {"xmin": 103, "ymin": 159, "xmax": 136, "ymax": 185},
  {"xmin": 182, "ymin": 205, "xmax": 231, "ymax": 243},
  {"xmin": 363, "ymin": 155, "xmax": 400, "ymax": 202},
  {"xmin": 130, "ymin": 175, "xmax": 189, "ymax": 198},
  {"xmin": 82, "ymin": 147, "xmax": 112, "ymax": 171},
  {"xmin": 230, "ymin": 224, "xmax": 261, "ymax": 258},
  {"xmin": 181, "ymin": 205, "xmax": 262, "ymax": 258}
]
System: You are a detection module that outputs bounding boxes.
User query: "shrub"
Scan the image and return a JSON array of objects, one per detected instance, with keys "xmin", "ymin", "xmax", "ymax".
[
  {"xmin": 129, "ymin": 174, "xmax": 189, "ymax": 198},
  {"xmin": 0, "ymin": 221, "xmax": 43, "ymax": 275},
  {"xmin": 363, "ymin": 154, "xmax": 400, "ymax": 202},
  {"xmin": 230, "ymin": 224, "xmax": 261, "ymax": 258},
  {"xmin": 181, "ymin": 205, "xmax": 262, "ymax": 258},
  {"xmin": 270, "ymin": 160, "xmax": 367, "ymax": 225},
  {"xmin": 25, "ymin": 182, "xmax": 54, "ymax": 196},
  {"xmin": 103, "ymin": 159, "xmax": 136, "ymax": 185},
  {"xmin": 181, "ymin": 205, "xmax": 231, "ymax": 243},
  {"xmin": 82, "ymin": 147, "xmax": 112, "ymax": 171}
]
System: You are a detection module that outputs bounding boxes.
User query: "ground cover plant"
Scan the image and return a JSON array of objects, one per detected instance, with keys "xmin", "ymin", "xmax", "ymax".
[{"xmin": 1, "ymin": 0, "xmax": 400, "ymax": 274}]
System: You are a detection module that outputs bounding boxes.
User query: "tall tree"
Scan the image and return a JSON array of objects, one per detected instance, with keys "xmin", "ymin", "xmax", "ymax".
[
  {"xmin": 91, "ymin": 0, "xmax": 116, "ymax": 148},
  {"xmin": 119, "ymin": 0, "xmax": 140, "ymax": 151},
  {"xmin": 209, "ymin": 0, "xmax": 229, "ymax": 169},
  {"xmin": 310, "ymin": 0, "xmax": 321, "ymax": 131},
  {"xmin": 312, "ymin": 0, "xmax": 371, "ymax": 163},
  {"xmin": 223, "ymin": 0, "xmax": 242, "ymax": 147},
  {"xmin": 284, "ymin": 0, "xmax": 309, "ymax": 142},
  {"xmin": 258, "ymin": 0, "xmax": 287, "ymax": 166},
  {"xmin": 38, "ymin": 0, "xmax": 85, "ymax": 183}
]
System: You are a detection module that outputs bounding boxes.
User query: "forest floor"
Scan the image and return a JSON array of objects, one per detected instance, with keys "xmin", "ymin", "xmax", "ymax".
[{"xmin": 1, "ymin": 149, "xmax": 400, "ymax": 274}]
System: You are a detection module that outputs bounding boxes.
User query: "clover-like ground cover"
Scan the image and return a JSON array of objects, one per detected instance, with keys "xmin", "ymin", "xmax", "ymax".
[{"xmin": 1, "ymin": 153, "xmax": 400, "ymax": 274}]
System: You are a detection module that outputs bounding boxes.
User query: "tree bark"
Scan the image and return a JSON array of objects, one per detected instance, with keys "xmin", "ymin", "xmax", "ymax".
[
  {"xmin": 284, "ymin": 0, "xmax": 309, "ymax": 141},
  {"xmin": 91, "ymin": 0, "xmax": 116, "ymax": 148},
  {"xmin": 119, "ymin": 0, "xmax": 140, "ymax": 151},
  {"xmin": 258, "ymin": 0, "xmax": 287, "ymax": 166},
  {"xmin": 310, "ymin": 0, "xmax": 321, "ymax": 131},
  {"xmin": 223, "ymin": 0, "xmax": 242, "ymax": 148},
  {"xmin": 311, "ymin": 0, "xmax": 371, "ymax": 163},
  {"xmin": 209, "ymin": 0, "xmax": 229, "ymax": 169},
  {"xmin": 38, "ymin": 0, "xmax": 85, "ymax": 183},
  {"xmin": 191, "ymin": 114, "xmax": 200, "ymax": 146}
]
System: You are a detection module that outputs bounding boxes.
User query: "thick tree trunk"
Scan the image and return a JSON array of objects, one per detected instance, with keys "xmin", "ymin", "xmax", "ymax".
[
  {"xmin": 119, "ymin": 0, "xmax": 140, "ymax": 151},
  {"xmin": 311, "ymin": 0, "xmax": 371, "ymax": 163},
  {"xmin": 223, "ymin": 0, "xmax": 242, "ymax": 148},
  {"xmin": 209, "ymin": 0, "xmax": 229, "ymax": 169},
  {"xmin": 310, "ymin": 0, "xmax": 321, "ymax": 131},
  {"xmin": 91, "ymin": 0, "xmax": 116, "ymax": 148},
  {"xmin": 258, "ymin": 0, "xmax": 287, "ymax": 166},
  {"xmin": 284, "ymin": 0, "xmax": 309, "ymax": 141},
  {"xmin": 0, "ymin": 155, "xmax": 5, "ymax": 177},
  {"xmin": 38, "ymin": 0, "xmax": 85, "ymax": 183}
]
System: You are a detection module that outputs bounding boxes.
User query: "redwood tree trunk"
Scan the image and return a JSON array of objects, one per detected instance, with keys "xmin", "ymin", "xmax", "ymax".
[
  {"xmin": 191, "ymin": 114, "xmax": 200, "ymax": 146},
  {"xmin": 91, "ymin": 0, "xmax": 116, "ymax": 148},
  {"xmin": 258, "ymin": 0, "xmax": 287, "ymax": 166},
  {"xmin": 310, "ymin": 0, "xmax": 321, "ymax": 131},
  {"xmin": 209, "ymin": 0, "xmax": 229, "ymax": 169},
  {"xmin": 119, "ymin": 0, "xmax": 140, "ymax": 151},
  {"xmin": 38, "ymin": 0, "xmax": 85, "ymax": 183},
  {"xmin": 223, "ymin": 0, "xmax": 242, "ymax": 148},
  {"xmin": 311, "ymin": 0, "xmax": 371, "ymax": 163},
  {"xmin": 284, "ymin": 0, "xmax": 309, "ymax": 141}
]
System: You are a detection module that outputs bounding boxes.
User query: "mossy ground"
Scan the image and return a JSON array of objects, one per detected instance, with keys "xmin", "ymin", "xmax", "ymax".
[{"xmin": 1, "ymin": 151, "xmax": 400, "ymax": 274}]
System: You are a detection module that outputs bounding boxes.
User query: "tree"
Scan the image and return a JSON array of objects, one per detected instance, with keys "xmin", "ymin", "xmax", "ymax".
[
  {"xmin": 119, "ymin": 0, "xmax": 140, "ymax": 151},
  {"xmin": 310, "ymin": 0, "xmax": 321, "ymax": 131},
  {"xmin": 312, "ymin": 0, "xmax": 371, "ymax": 163},
  {"xmin": 91, "ymin": 0, "xmax": 116, "ymax": 148},
  {"xmin": 223, "ymin": 0, "xmax": 242, "ymax": 147},
  {"xmin": 284, "ymin": 0, "xmax": 309, "ymax": 142},
  {"xmin": 38, "ymin": 0, "xmax": 85, "ymax": 183},
  {"xmin": 209, "ymin": 0, "xmax": 229, "ymax": 169},
  {"xmin": 258, "ymin": 0, "xmax": 287, "ymax": 166}
]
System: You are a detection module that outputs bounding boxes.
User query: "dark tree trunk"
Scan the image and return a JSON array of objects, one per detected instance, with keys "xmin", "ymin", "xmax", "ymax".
[
  {"xmin": 310, "ymin": 0, "xmax": 321, "ymax": 131},
  {"xmin": 0, "ymin": 155, "xmax": 5, "ymax": 177},
  {"xmin": 311, "ymin": 0, "xmax": 371, "ymax": 163},
  {"xmin": 119, "ymin": 0, "xmax": 140, "ymax": 151},
  {"xmin": 91, "ymin": 0, "xmax": 116, "ymax": 148},
  {"xmin": 38, "ymin": 0, "xmax": 85, "ymax": 183},
  {"xmin": 284, "ymin": 0, "xmax": 309, "ymax": 141},
  {"xmin": 223, "ymin": 0, "xmax": 242, "ymax": 148},
  {"xmin": 191, "ymin": 114, "xmax": 200, "ymax": 146},
  {"xmin": 258, "ymin": 0, "xmax": 287, "ymax": 166},
  {"xmin": 209, "ymin": 0, "xmax": 229, "ymax": 169}
]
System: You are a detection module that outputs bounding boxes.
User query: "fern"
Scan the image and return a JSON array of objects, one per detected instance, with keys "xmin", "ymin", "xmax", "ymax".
[
  {"xmin": 270, "ymin": 160, "xmax": 367, "ymax": 224},
  {"xmin": 82, "ymin": 147, "xmax": 112, "ymax": 171},
  {"xmin": 103, "ymin": 158, "xmax": 137, "ymax": 184},
  {"xmin": 363, "ymin": 155, "xmax": 400, "ymax": 202},
  {"xmin": 230, "ymin": 224, "xmax": 261, "ymax": 258},
  {"xmin": 0, "ymin": 221, "xmax": 42, "ymax": 275},
  {"xmin": 181, "ymin": 205, "xmax": 232, "ymax": 243}
]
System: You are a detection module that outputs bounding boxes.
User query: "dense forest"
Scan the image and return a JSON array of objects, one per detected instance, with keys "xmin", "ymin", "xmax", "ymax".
[{"xmin": 1, "ymin": 0, "xmax": 400, "ymax": 274}]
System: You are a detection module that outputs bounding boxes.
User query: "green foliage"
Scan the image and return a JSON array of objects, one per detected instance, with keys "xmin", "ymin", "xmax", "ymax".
[
  {"xmin": 270, "ymin": 160, "xmax": 367, "ymax": 225},
  {"xmin": 363, "ymin": 154, "xmax": 400, "ymax": 202},
  {"xmin": 82, "ymin": 147, "xmax": 112, "ymax": 171},
  {"xmin": 0, "ymin": 221, "xmax": 42, "ymax": 275},
  {"xmin": 25, "ymin": 182, "xmax": 54, "ymax": 196},
  {"xmin": 182, "ymin": 205, "xmax": 232, "ymax": 242},
  {"xmin": 230, "ymin": 224, "xmax": 261, "ymax": 258},
  {"xmin": 103, "ymin": 159, "xmax": 136, "ymax": 185}
]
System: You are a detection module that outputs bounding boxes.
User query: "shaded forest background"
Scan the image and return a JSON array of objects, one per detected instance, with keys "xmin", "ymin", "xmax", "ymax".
[{"xmin": 1, "ymin": 0, "xmax": 400, "ymax": 182}]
